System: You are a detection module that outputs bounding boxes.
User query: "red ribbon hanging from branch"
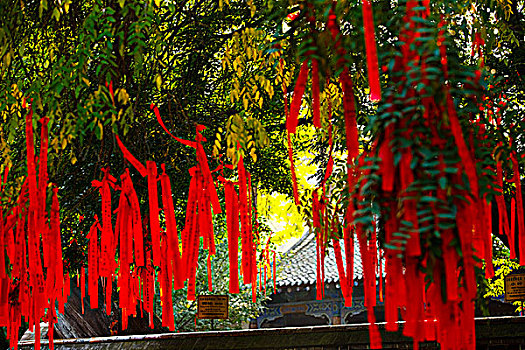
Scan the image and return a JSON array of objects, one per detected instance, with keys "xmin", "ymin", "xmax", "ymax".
[
  {"xmin": 50, "ymin": 187, "xmax": 65, "ymax": 310},
  {"xmin": 238, "ymin": 155, "xmax": 254, "ymax": 286},
  {"xmin": 87, "ymin": 216, "xmax": 100, "ymax": 309},
  {"xmin": 146, "ymin": 161, "xmax": 161, "ymax": 267},
  {"xmin": 221, "ymin": 178, "xmax": 240, "ymax": 293},
  {"xmin": 115, "ymin": 134, "xmax": 147, "ymax": 177},
  {"xmin": 92, "ymin": 169, "xmax": 117, "ymax": 282},
  {"xmin": 287, "ymin": 133, "xmax": 300, "ymax": 205},
  {"xmin": 511, "ymin": 148, "xmax": 525, "ymax": 265},
  {"xmin": 280, "ymin": 57, "xmax": 300, "ymax": 206},
  {"xmin": 362, "ymin": 0, "xmax": 381, "ymax": 101},
  {"xmin": 38, "ymin": 118, "xmax": 50, "ymax": 268},
  {"xmin": 160, "ymin": 164, "xmax": 183, "ymax": 291},
  {"xmin": 287, "ymin": 60, "xmax": 309, "ymax": 134},
  {"xmin": 311, "ymin": 59, "xmax": 321, "ymax": 128}
]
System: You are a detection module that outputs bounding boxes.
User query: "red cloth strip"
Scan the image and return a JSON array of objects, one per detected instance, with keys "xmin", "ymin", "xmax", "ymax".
[
  {"xmin": 0, "ymin": 213, "xmax": 4, "ymax": 279},
  {"xmin": 115, "ymin": 135, "xmax": 147, "ymax": 177},
  {"xmin": 287, "ymin": 60, "xmax": 309, "ymax": 134},
  {"xmin": 362, "ymin": 0, "xmax": 381, "ymax": 101},
  {"xmin": 38, "ymin": 118, "xmax": 50, "ymax": 268},
  {"xmin": 151, "ymin": 104, "xmax": 197, "ymax": 148},
  {"xmin": 87, "ymin": 218, "xmax": 99, "ymax": 309},
  {"xmin": 122, "ymin": 170, "xmax": 145, "ymax": 267},
  {"xmin": 343, "ymin": 224, "xmax": 354, "ymax": 306},
  {"xmin": 225, "ymin": 182, "xmax": 240, "ymax": 293},
  {"xmin": 147, "ymin": 161, "xmax": 161, "ymax": 267},
  {"xmin": 207, "ymin": 254, "xmax": 213, "ymax": 292},
  {"xmin": 311, "ymin": 59, "xmax": 321, "ymax": 128},
  {"xmin": 81, "ymin": 267, "xmax": 86, "ymax": 314},
  {"xmin": 340, "ymin": 69, "xmax": 359, "ymax": 162},
  {"xmin": 511, "ymin": 198, "xmax": 516, "ymax": 261},
  {"xmin": 98, "ymin": 168, "xmax": 115, "ymax": 278},
  {"xmin": 332, "ymin": 239, "xmax": 348, "ymax": 302},
  {"xmin": 287, "ymin": 132, "xmax": 300, "ymax": 205},
  {"xmin": 238, "ymin": 155, "xmax": 253, "ymax": 285},
  {"xmin": 160, "ymin": 164, "xmax": 183, "ymax": 290},
  {"xmin": 496, "ymin": 162, "xmax": 513, "ymax": 257},
  {"xmin": 511, "ymin": 151, "xmax": 525, "ymax": 265}
]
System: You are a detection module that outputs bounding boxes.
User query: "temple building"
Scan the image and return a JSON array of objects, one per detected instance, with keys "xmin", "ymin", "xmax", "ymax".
[{"xmin": 257, "ymin": 230, "xmax": 379, "ymax": 328}]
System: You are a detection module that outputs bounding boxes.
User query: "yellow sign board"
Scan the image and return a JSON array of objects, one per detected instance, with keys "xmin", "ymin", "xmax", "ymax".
[
  {"xmin": 197, "ymin": 295, "xmax": 229, "ymax": 319},
  {"xmin": 504, "ymin": 273, "xmax": 525, "ymax": 302}
]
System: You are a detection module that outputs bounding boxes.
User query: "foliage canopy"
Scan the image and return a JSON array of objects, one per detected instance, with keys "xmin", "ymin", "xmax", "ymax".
[{"xmin": 0, "ymin": 0, "xmax": 524, "ymax": 349}]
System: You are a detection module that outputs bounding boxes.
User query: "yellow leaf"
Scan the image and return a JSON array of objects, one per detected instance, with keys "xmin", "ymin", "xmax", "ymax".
[
  {"xmin": 154, "ymin": 0, "xmax": 160, "ymax": 6},
  {"xmin": 52, "ymin": 7, "xmax": 60, "ymax": 21},
  {"xmin": 37, "ymin": 97, "xmax": 44, "ymax": 111},
  {"xmin": 51, "ymin": 137, "xmax": 59, "ymax": 152},
  {"xmin": 155, "ymin": 74, "xmax": 162, "ymax": 90},
  {"xmin": 4, "ymin": 51, "xmax": 11, "ymax": 67},
  {"xmin": 118, "ymin": 88, "xmax": 129, "ymax": 104},
  {"xmin": 98, "ymin": 121, "xmax": 104, "ymax": 139},
  {"xmin": 71, "ymin": 155, "xmax": 77, "ymax": 164}
]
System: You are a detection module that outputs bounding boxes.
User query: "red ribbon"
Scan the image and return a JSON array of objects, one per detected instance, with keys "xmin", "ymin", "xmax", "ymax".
[
  {"xmin": 115, "ymin": 134, "xmax": 147, "ymax": 177},
  {"xmin": 92, "ymin": 168, "xmax": 116, "ymax": 278},
  {"xmin": 147, "ymin": 161, "xmax": 161, "ymax": 267},
  {"xmin": 287, "ymin": 60, "xmax": 309, "ymax": 134},
  {"xmin": 38, "ymin": 118, "xmax": 50, "ymax": 268},
  {"xmin": 343, "ymin": 223, "xmax": 354, "ymax": 306},
  {"xmin": 160, "ymin": 164, "xmax": 183, "ymax": 290},
  {"xmin": 511, "ymin": 150, "xmax": 525, "ymax": 265},
  {"xmin": 87, "ymin": 217, "xmax": 100, "ymax": 309},
  {"xmin": 311, "ymin": 59, "xmax": 321, "ymax": 128},
  {"xmin": 340, "ymin": 69, "xmax": 359, "ymax": 162},
  {"xmin": 151, "ymin": 104, "xmax": 197, "ymax": 148},
  {"xmin": 362, "ymin": 0, "xmax": 381, "ymax": 101},
  {"xmin": 223, "ymin": 180, "xmax": 240, "ymax": 293},
  {"xmin": 238, "ymin": 155, "xmax": 253, "ymax": 285},
  {"xmin": 287, "ymin": 133, "xmax": 300, "ymax": 205}
]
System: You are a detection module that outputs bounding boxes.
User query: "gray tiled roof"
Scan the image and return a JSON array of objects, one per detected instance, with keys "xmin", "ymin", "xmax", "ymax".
[{"xmin": 277, "ymin": 230, "xmax": 363, "ymax": 287}]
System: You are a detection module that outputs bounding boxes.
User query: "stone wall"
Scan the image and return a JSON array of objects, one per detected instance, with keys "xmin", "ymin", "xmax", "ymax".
[{"xmin": 19, "ymin": 316, "xmax": 525, "ymax": 350}]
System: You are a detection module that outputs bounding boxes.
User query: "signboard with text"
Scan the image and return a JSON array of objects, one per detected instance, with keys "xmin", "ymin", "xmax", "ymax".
[
  {"xmin": 504, "ymin": 273, "xmax": 525, "ymax": 302},
  {"xmin": 197, "ymin": 295, "xmax": 229, "ymax": 319}
]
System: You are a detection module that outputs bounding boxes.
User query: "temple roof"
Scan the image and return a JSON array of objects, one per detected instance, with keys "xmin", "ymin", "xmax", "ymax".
[{"xmin": 277, "ymin": 230, "xmax": 363, "ymax": 287}]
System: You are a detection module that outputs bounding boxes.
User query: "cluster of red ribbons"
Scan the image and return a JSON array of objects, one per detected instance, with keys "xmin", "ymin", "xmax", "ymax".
[
  {"xmin": 285, "ymin": 0, "xmax": 381, "ymax": 205},
  {"xmin": 0, "ymin": 98, "xmax": 267, "ymax": 350},
  {"xmin": 287, "ymin": 0, "xmax": 371, "ymax": 312},
  {"xmin": 0, "ymin": 102, "xmax": 67, "ymax": 350},
  {"xmin": 365, "ymin": 4, "xmax": 480, "ymax": 349},
  {"xmin": 285, "ymin": 2, "xmax": 524, "ymax": 350},
  {"xmin": 258, "ymin": 232, "xmax": 277, "ymax": 296},
  {"xmin": 154, "ymin": 103, "xmax": 263, "ymax": 300},
  {"xmin": 88, "ymin": 132, "xmax": 188, "ymax": 331}
]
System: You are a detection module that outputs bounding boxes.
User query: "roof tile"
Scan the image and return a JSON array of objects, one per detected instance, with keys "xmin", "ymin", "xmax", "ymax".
[{"xmin": 277, "ymin": 230, "xmax": 363, "ymax": 287}]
